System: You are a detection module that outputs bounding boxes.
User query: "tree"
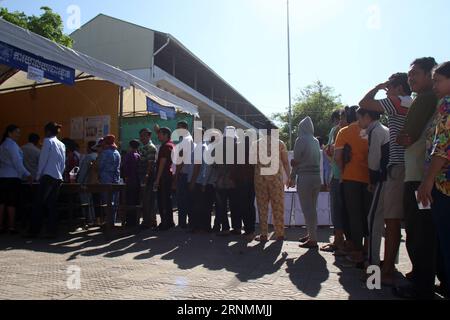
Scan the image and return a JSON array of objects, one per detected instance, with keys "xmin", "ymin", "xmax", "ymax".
[
  {"xmin": 274, "ymin": 81, "xmax": 344, "ymax": 150},
  {"xmin": 0, "ymin": 6, "xmax": 73, "ymax": 47}
]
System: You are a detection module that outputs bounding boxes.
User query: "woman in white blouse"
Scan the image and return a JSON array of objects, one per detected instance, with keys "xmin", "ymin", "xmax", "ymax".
[{"xmin": 0, "ymin": 125, "xmax": 32, "ymax": 234}]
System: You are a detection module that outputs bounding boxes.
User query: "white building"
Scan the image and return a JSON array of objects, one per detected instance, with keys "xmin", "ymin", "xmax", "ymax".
[{"xmin": 71, "ymin": 14, "xmax": 270, "ymax": 130}]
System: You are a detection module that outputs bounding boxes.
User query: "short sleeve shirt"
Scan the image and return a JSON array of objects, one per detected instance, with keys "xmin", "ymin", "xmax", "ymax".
[
  {"xmin": 157, "ymin": 140, "xmax": 175, "ymax": 177},
  {"xmin": 427, "ymin": 97, "xmax": 450, "ymax": 196},
  {"xmin": 335, "ymin": 122, "xmax": 369, "ymax": 184},
  {"xmin": 138, "ymin": 142, "xmax": 157, "ymax": 176},
  {"xmin": 379, "ymin": 96, "xmax": 411, "ymax": 166}
]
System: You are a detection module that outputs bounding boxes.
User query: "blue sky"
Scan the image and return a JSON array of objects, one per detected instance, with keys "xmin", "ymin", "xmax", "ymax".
[{"xmin": 2, "ymin": 0, "xmax": 449, "ymax": 118}]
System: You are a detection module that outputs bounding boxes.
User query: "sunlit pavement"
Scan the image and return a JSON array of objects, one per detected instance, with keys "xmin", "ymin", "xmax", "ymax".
[{"xmin": 0, "ymin": 222, "xmax": 412, "ymax": 300}]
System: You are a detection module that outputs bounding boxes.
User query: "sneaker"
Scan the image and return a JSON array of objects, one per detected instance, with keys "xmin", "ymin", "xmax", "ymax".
[{"xmin": 230, "ymin": 229, "xmax": 242, "ymax": 235}]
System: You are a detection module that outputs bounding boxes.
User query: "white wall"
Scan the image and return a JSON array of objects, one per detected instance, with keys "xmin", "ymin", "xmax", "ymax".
[{"xmin": 71, "ymin": 15, "xmax": 154, "ymax": 72}]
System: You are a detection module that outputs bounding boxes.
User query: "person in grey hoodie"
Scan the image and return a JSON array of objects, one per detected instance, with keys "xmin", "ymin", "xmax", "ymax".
[{"xmin": 289, "ymin": 117, "xmax": 322, "ymax": 249}]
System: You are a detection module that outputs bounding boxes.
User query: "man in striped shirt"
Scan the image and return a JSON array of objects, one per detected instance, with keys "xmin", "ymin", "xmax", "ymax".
[{"xmin": 360, "ymin": 73, "xmax": 412, "ymax": 286}]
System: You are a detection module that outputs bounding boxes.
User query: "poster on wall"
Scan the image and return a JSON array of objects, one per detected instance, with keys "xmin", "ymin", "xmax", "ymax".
[
  {"xmin": 70, "ymin": 117, "xmax": 84, "ymax": 140},
  {"xmin": 84, "ymin": 115, "xmax": 110, "ymax": 142}
]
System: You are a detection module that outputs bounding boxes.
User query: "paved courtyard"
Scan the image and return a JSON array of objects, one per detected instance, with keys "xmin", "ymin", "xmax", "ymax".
[{"xmin": 0, "ymin": 221, "xmax": 413, "ymax": 300}]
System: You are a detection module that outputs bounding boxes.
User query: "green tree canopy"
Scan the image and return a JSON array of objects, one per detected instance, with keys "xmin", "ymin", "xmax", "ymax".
[
  {"xmin": 274, "ymin": 81, "xmax": 344, "ymax": 150},
  {"xmin": 0, "ymin": 6, "xmax": 73, "ymax": 47}
]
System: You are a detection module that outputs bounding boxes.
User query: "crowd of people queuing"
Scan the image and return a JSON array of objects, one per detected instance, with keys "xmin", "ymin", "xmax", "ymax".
[{"xmin": 0, "ymin": 57, "xmax": 449, "ymax": 299}]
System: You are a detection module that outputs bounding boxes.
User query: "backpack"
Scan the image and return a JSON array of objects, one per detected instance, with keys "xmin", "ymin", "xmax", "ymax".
[{"xmin": 368, "ymin": 128, "xmax": 390, "ymax": 185}]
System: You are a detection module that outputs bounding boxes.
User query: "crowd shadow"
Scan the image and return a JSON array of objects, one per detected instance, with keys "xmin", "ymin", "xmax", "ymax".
[{"xmin": 0, "ymin": 221, "xmax": 397, "ymax": 299}]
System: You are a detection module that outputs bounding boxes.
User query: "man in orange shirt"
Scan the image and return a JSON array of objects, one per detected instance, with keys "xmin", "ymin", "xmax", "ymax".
[{"xmin": 334, "ymin": 106, "xmax": 372, "ymax": 266}]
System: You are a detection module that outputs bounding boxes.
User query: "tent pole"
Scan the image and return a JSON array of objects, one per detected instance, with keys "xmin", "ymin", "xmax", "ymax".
[{"xmin": 119, "ymin": 86, "xmax": 124, "ymax": 149}]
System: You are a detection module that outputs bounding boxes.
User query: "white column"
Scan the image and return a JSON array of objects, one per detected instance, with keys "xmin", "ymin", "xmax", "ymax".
[{"xmin": 211, "ymin": 114, "xmax": 216, "ymax": 129}]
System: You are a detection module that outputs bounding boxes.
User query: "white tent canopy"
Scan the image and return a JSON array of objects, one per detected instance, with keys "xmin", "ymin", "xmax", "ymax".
[{"xmin": 0, "ymin": 18, "xmax": 198, "ymax": 116}]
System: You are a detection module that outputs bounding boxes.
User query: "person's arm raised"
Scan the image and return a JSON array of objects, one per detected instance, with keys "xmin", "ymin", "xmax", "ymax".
[{"xmin": 359, "ymin": 83, "xmax": 387, "ymax": 113}]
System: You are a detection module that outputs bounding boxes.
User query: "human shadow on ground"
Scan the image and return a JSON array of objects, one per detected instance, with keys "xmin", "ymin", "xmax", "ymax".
[{"xmin": 285, "ymin": 249, "xmax": 329, "ymax": 298}]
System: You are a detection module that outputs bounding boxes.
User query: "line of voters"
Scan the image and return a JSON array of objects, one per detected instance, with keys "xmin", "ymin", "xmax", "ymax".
[{"xmin": 0, "ymin": 57, "xmax": 449, "ymax": 300}]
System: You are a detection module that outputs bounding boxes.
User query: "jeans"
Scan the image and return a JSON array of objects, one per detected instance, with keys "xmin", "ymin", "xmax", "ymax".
[{"xmin": 30, "ymin": 175, "xmax": 62, "ymax": 235}]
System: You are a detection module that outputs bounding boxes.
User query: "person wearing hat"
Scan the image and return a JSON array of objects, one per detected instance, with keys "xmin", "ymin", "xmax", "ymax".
[
  {"xmin": 27, "ymin": 122, "xmax": 66, "ymax": 238},
  {"xmin": 98, "ymin": 135, "xmax": 121, "ymax": 225}
]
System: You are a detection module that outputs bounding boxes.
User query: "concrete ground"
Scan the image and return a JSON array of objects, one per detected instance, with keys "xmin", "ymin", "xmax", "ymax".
[{"xmin": 0, "ymin": 216, "xmax": 417, "ymax": 300}]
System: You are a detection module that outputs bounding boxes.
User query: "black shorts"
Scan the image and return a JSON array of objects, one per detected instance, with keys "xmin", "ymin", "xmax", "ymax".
[{"xmin": 0, "ymin": 178, "xmax": 22, "ymax": 207}]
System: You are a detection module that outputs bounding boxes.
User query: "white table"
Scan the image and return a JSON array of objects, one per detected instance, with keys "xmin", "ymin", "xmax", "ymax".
[{"xmin": 255, "ymin": 190, "xmax": 332, "ymax": 227}]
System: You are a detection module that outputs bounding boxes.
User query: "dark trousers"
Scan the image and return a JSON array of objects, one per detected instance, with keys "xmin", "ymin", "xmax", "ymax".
[
  {"xmin": 30, "ymin": 175, "xmax": 62, "ymax": 235},
  {"xmin": 158, "ymin": 175, "xmax": 174, "ymax": 228},
  {"xmin": 404, "ymin": 181, "xmax": 437, "ymax": 296},
  {"xmin": 215, "ymin": 188, "xmax": 239, "ymax": 232},
  {"xmin": 176, "ymin": 174, "xmax": 192, "ymax": 227},
  {"xmin": 125, "ymin": 181, "xmax": 140, "ymax": 226},
  {"xmin": 142, "ymin": 175, "xmax": 157, "ymax": 227},
  {"xmin": 236, "ymin": 182, "xmax": 256, "ymax": 234},
  {"xmin": 342, "ymin": 180, "xmax": 372, "ymax": 250},
  {"xmin": 432, "ymin": 188, "xmax": 450, "ymax": 290},
  {"xmin": 192, "ymin": 184, "xmax": 214, "ymax": 231}
]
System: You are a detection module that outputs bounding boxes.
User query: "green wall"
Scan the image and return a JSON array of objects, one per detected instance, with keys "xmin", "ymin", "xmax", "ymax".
[{"xmin": 121, "ymin": 113, "xmax": 194, "ymax": 150}]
